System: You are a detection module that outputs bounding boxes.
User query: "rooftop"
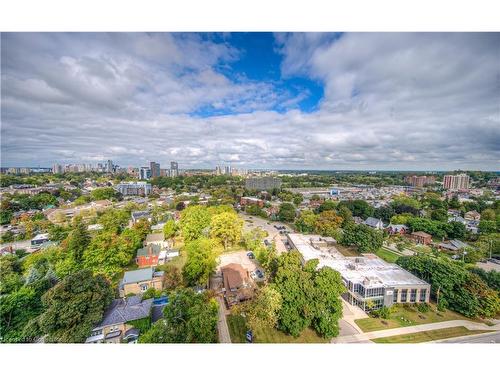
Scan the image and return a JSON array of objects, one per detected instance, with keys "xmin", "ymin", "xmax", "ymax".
[
  {"xmin": 287, "ymin": 233, "xmax": 428, "ymax": 288},
  {"xmin": 122, "ymin": 268, "xmax": 163, "ymax": 284},
  {"xmin": 145, "ymin": 233, "xmax": 164, "ymax": 243},
  {"xmin": 95, "ymin": 295, "xmax": 153, "ymax": 329}
]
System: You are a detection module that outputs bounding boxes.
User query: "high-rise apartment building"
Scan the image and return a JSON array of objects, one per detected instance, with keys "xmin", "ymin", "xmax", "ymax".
[
  {"xmin": 150, "ymin": 162, "xmax": 160, "ymax": 178},
  {"xmin": 52, "ymin": 164, "xmax": 63, "ymax": 174},
  {"xmin": 443, "ymin": 174, "xmax": 470, "ymax": 190},
  {"xmin": 107, "ymin": 160, "xmax": 114, "ymax": 173},
  {"xmin": 170, "ymin": 161, "xmax": 178, "ymax": 177},
  {"xmin": 404, "ymin": 175, "xmax": 436, "ymax": 187}
]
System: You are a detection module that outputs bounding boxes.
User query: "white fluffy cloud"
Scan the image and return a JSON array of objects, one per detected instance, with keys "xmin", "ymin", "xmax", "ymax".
[{"xmin": 1, "ymin": 32, "xmax": 499, "ymax": 170}]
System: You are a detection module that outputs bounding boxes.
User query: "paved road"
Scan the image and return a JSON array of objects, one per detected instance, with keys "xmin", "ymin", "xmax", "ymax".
[
  {"xmin": 1, "ymin": 239, "xmax": 31, "ymax": 250},
  {"xmin": 332, "ymin": 319, "xmax": 500, "ymax": 343},
  {"xmin": 216, "ymin": 297, "xmax": 231, "ymax": 343},
  {"xmin": 436, "ymin": 331, "xmax": 500, "ymax": 343}
]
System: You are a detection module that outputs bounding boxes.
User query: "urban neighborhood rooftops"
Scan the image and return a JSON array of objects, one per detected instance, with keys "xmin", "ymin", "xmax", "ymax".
[{"xmin": 287, "ymin": 233, "xmax": 428, "ymax": 288}]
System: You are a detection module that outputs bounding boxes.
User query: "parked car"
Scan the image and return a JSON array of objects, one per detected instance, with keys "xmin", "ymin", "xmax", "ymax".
[
  {"xmin": 247, "ymin": 251, "xmax": 255, "ymax": 259},
  {"xmin": 264, "ymin": 239, "xmax": 270, "ymax": 246}
]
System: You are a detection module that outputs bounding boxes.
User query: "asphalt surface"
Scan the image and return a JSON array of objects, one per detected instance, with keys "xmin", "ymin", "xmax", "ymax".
[{"xmin": 437, "ymin": 331, "xmax": 500, "ymax": 343}]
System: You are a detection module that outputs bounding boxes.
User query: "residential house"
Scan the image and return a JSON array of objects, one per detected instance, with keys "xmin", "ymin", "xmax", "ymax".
[
  {"xmin": 438, "ymin": 239, "xmax": 468, "ymax": 252},
  {"xmin": 464, "ymin": 211, "xmax": 481, "ymax": 221},
  {"xmin": 144, "ymin": 233, "xmax": 169, "ymax": 248},
  {"xmin": 120, "ymin": 268, "xmax": 164, "ymax": 297},
  {"xmin": 353, "ymin": 216, "xmax": 364, "ymax": 225},
  {"xmin": 85, "ymin": 295, "xmax": 153, "ymax": 343},
  {"xmin": 131, "ymin": 210, "xmax": 152, "ymax": 224},
  {"xmin": 386, "ymin": 224, "xmax": 408, "ymax": 235},
  {"xmin": 410, "ymin": 231, "xmax": 432, "ymax": 245},
  {"xmin": 221, "ymin": 263, "xmax": 254, "ymax": 307},
  {"xmin": 364, "ymin": 217, "xmax": 384, "ymax": 230},
  {"xmin": 448, "ymin": 216, "xmax": 467, "ymax": 225},
  {"xmin": 136, "ymin": 244, "xmax": 178, "ymax": 267}
]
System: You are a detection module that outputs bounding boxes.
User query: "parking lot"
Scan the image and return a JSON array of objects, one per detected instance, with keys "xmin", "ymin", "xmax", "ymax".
[
  {"xmin": 216, "ymin": 250, "xmax": 265, "ymax": 281},
  {"xmin": 238, "ymin": 212, "xmax": 292, "ymax": 254}
]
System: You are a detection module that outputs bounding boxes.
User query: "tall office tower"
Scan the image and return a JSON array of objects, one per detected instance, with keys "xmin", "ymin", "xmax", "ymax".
[
  {"xmin": 107, "ymin": 159, "xmax": 113, "ymax": 173},
  {"xmin": 170, "ymin": 161, "xmax": 178, "ymax": 177},
  {"xmin": 224, "ymin": 165, "xmax": 231, "ymax": 175},
  {"xmin": 139, "ymin": 167, "xmax": 151, "ymax": 180},
  {"xmin": 150, "ymin": 161, "xmax": 160, "ymax": 178},
  {"xmin": 443, "ymin": 174, "xmax": 470, "ymax": 190}
]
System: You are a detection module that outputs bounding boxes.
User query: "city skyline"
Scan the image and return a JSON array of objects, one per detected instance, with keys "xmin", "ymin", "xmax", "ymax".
[{"xmin": 1, "ymin": 32, "xmax": 499, "ymax": 170}]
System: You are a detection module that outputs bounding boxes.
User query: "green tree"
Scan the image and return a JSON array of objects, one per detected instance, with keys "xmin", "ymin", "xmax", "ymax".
[
  {"xmin": 314, "ymin": 210, "xmax": 343, "ymax": 238},
  {"xmin": 163, "ymin": 219, "xmax": 177, "ymax": 241},
  {"xmin": 210, "ymin": 211, "xmax": 243, "ymax": 250},
  {"xmin": 236, "ymin": 286, "xmax": 282, "ymax": 334},
  {"xmin": 139, "ymin": 288, "xmax": 218, "ymax": 343},
  {"xmin": 35, "ymin": 270, "xmax": 113, "ymax": 343},
  {"xmin": 66, "ymin": 218, "xmax": 90, "ymax": 264},
  {"xmin": 272, "ymin": 251, "xmax": 345, "ymax": 338},
  {"xmin": 318, "ymin": 200, "xmax": 337, "ymax": 213},
  {"xmin": 479, "ymin": 220, "xmax": 497, "ymax": 234},
  {"xmin": 481, "ymin": 209, "xmax": 496, "ymax": 221},
  {"xmin": 278, "ymin": 202, "xmax": 296, "ymax": 222},
  {"xmin": 340, "ymin": 223, "xmax": 383, "ymax": 252},
  {"xmin": 183, "ymin": 238, "xmax": 221, "ymax": 287},
  {"xmin": 90, "ymin": 187, "xmax": 118, "ymax": 201},
  {"xmin": 295, "ymin": 210, "xmax": 318, "ymax": 233},
  {"xmin": 338, "ymin": 200, "xmax": 374, "ymax": 219},
  {"xmin": 431, "ymin": 208, "xmax": 448, "ymax": 222},
  {"xmin": 180, "ymin": 205, "xmax": 211, "ymax": 242}
]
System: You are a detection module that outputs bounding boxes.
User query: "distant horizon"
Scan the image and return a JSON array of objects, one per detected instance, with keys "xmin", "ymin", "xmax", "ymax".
[{"xmin": 2, "ymin": 165, "xmax": 499, "ymax": 174}]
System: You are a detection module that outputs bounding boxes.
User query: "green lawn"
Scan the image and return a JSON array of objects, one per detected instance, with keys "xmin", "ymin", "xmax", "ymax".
[
  {"xmin": 355, "ymin": 303, "xmax": 473, "ymax": 333},
  {"xmin": 372, "ymin": 327, "xmax": 490, "ymax": 343},
  {"xmin": 227, "ymin": 314, "xmax": 328, "ymax": 343},
  {"xmin": 375, "ymin": 248, "xmax": 400, "ymax": 263}
]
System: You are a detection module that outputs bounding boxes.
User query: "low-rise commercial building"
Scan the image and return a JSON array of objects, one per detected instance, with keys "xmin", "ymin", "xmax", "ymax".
[{"xmin": 287, "ymin": 233, "xmax": 430, "ymax": 311}]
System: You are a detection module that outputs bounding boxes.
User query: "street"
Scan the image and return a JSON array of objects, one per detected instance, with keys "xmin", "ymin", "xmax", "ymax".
[{"xmin": 436, "ymin": 331, "xmax": 500, "ymax": 343}]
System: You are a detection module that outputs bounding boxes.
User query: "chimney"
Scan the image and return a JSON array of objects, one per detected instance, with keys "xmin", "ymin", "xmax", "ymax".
[{"xmin": 148, "ymin": 245, "xmax": 153, "ymax": 257}]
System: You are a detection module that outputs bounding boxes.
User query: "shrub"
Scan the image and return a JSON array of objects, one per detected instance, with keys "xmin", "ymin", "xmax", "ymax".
[{"xmin": 417, "ymin": 302, "xmax": 430, "ymax": 313}]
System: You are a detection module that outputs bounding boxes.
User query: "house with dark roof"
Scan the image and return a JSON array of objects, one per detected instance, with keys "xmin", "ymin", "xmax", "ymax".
[
  {"xmin": 386, "ymin": 224, "xmax": 408, "ymax": 235},
  {"xmin": 364, "ymin": 217, "xmax": 384, "ymax": 230},
  {"xmin": 119, "ymin": 268, "xmax": 164, "ymax": 297},
  {"xmin": 438, "ymin": 239, "xmax": 468, "ymax": 252},
  {"xmin": 85, "ymin": 295, "xmax": 153, "ymax": 343},
  {"xmin": 131, "ymin": 210, "xmax": 152, "ymax": 224}
]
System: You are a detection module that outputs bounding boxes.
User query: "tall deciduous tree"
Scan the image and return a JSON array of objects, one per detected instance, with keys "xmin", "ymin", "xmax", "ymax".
[
  {"xmin": 139, "ymin": 288, "xmax": 218, "ymax": 343},
  {"xmin": 210, "ymin": 211, "xmax": 243, "ymax": 250},
  {"xmin": 35, "ymin": 270, "xmax": 113, "ymax": 343},
  {"xmin": 180, "ymin": 205, "xmax": 211, "ymax": 242},
  {"xmin": 182, "ymin": 238, "xmax": 221, "ymax": 287}
]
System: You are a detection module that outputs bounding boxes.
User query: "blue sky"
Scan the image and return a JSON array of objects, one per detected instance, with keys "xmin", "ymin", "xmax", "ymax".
[{"xmin": 1, "ymin": 32, "xmax": 499, "ymax": 170}]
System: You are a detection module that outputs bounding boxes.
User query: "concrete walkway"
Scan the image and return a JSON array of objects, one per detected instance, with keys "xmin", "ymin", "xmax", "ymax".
[
  {"xmin": 332, "ymin": 320, "xmax": 500, "ymax": 343},
  {"xmin": 338, "ymin": 300, "xmax": 367, "ymax": 336},
  {"xmin": 216, "ymin": 297, "xmax": 231, "ymax": 343}
]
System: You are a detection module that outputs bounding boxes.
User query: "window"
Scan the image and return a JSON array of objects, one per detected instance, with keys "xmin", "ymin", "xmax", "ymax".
[
  {"xmin": 410, "ymin": 289, "xmax": 417, "ymax": 302},
  {"xmin": 140, "ymin": 284, "xmax": 149, "ymax": 291},
  {"xmin": 400, "ymin": 289, "xmax": 408, "ymax": 302},
  {"xmin": 366, "ymin": 287, "xmax": 384, "ymax": 298},
  {"xmin": 420, "ymin": 289, "xmax": 427, "ymax": 302},
  {"xmin": 393, "ymin": 289, "xmax": 398, "ymax": 303}
]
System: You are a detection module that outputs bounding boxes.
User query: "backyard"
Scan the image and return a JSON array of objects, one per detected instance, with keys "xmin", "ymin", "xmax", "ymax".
[
  {"xmin": 227, "ymin": 314, "xmax": 328, "ymax": 343},
  {"xmin": 355, "ymin": 303, "xmax": 474, "ymax": 332}
]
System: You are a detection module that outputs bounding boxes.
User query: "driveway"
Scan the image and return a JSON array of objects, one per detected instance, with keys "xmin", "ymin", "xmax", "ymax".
[
  {"xmin": 216, "ymin": 296, "xmax": 231, "ymax": 343},
  {"xmin": 217, "ymin": 251, "xmax": 266, "ymax": 282}
]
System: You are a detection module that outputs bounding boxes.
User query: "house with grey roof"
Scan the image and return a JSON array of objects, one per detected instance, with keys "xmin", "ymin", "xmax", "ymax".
[
  {"xmin": 364, "ymin": 217, "xmax": 384, "ymax": 230},
  {"xmin": 131, "ymin": 210, "xmax": 152, "ymax": 224},
  {"xmin": 438, "ymin": 239, "xmax": 469, "ymax": 252},
  {"xmin": 85, "ymin": 295, "xmax": 153, "ymax": 343},
  {"xmin": 120, "ymin": 268, "xmax": 164, "ymax": 297}
]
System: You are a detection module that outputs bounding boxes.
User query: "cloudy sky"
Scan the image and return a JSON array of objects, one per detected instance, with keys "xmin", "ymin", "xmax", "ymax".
[{"xmin": 1, "ymin": 32, "xmax": 499, "ymax": 170}]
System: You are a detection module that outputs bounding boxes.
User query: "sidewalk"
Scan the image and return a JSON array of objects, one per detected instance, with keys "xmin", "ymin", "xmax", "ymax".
[{"xmin": 332, "ymin": 319, "xmax": 500, "ymax": 343}]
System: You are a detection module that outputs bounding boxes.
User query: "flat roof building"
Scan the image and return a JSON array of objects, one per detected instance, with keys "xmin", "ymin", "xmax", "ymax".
[
  {"xmin": 245, "ymin": 177, "xmax": 282, "ymax": 191},
  {"xmin": 287, "ymin": 233, "xmax": 430, "ymax": 311}
]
